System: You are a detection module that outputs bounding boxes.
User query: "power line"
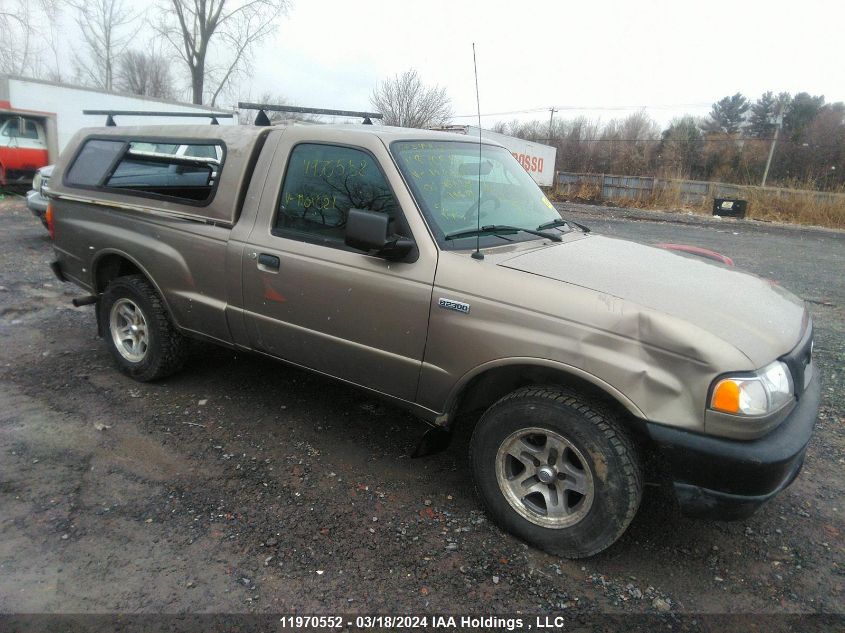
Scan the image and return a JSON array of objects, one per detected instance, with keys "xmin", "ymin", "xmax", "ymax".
[
  {"xmin": 452, "ymin": 107, "xmax": 550, "ymax": 118},
  {"xmin": 541, "ymin": 137, "xmax": 742, "ymax": 142},
  {"xmin": 452, "ymin": 103, "xmax": 712, "ymax": 118},
  {"xmin": 530, "ymin": 137, "xmax": 839, "ymax": 147},
  {"xmin": 553, "ymin": 103, "xmax": 712, "ymax": 111}
]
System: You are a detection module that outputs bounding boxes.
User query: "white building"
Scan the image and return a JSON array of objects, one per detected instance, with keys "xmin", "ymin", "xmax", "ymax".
[{"xmin": 0, "ymin": 75, "xmax": 235, "ymax": 163}]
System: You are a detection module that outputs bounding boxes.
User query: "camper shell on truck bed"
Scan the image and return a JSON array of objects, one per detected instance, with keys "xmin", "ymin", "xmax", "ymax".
[
  {"xmin": 53, "ymin": 125, "xmax": 265, "ymax": 226},
  {"xmin": 47, "ymin": 122, "xmax": 819, "ymax": 559}
]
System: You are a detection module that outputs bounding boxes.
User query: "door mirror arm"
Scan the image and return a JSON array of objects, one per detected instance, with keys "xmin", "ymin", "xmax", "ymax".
[
  {"xmin": 377, "ymin": 236, "xmax": 415, "ymax": 261},
  {"xmin": 345, "ymin": 208, "xmax": 416, "ymax": 262}
]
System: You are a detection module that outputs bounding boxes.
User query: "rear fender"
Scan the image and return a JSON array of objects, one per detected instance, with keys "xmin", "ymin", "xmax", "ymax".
[{"xmin": 91, "ymin": 249, "xmax": 177, "ymax": 330}]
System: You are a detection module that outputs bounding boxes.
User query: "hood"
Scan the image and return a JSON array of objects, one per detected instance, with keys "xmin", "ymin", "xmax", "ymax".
[{"xmin": 498, "ymin": 235, "xmax": 807, "ymax": 367}]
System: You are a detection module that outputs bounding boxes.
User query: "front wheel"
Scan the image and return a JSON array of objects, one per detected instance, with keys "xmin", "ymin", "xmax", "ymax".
[
  {"xmin": 470, "ymin": 386, "xmax": 642, "ymax": 558},
  {"xmin": 99, "ymin": 274, "xmax": 186, "ymax": 382}
]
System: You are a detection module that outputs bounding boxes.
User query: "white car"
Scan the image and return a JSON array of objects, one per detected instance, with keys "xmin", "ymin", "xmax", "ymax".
[{"xmin": 26, "ymin": 164, "xmax": 53, "ymax": 228}]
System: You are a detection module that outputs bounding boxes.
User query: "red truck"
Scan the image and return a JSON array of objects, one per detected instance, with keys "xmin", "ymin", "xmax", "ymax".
[{"xmin": 0, "ymin": 115, "xmax": 49, "ymax": 186}]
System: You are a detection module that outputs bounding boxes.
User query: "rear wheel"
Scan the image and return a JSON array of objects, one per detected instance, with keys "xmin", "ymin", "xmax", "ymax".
[
  {"xmin": 470, "ymin": 386, "xmax": 642, "ymax": 558},
  {"xmin": 99, "ymin": 275, "xmax": 186, "ymax": 381}
]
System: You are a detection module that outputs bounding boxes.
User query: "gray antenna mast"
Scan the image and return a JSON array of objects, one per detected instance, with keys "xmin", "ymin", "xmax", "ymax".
[{"xmin": 471, "ymin": 43, "xmax": 484, "ymax": 261}]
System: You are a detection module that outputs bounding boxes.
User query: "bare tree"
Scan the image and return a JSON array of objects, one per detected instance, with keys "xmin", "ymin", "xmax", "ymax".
[
  {"xmin": 39, "ymin": 0, "xmax": 66, "ymax": 81},
  {"xmin": 68, "ymin": 0, "xmax": 141, "ymax": 90},
  {"xmin": 659, "ymin": 116, "xmax": 704, "ymax": 177},
  {"xmin": 116, "ymin": 49, "xmax": 175, "ymax": 98},
  {"xmin": 156, "ymin": 0, "xmax": 289, "ymax": 106},
  {"xmin": 0, "ymin": 0, "xmax": 65, "ymax": 79},
  {"xmin": 370, "ymin": 69, "xmax": 453, "ymax": 128},
  {"xmin": 0, "ymin": 0, "xmax": 36, "ymax": 75},
  {"xmin": 612, "ymin": 110, "xmax": 660, "ymax": 174}
]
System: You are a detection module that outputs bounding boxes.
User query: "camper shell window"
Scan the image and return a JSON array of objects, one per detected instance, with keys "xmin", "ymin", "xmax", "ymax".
[{"xmin": 64, "ymin": 137, "xmax": 226, "ymax": 206}]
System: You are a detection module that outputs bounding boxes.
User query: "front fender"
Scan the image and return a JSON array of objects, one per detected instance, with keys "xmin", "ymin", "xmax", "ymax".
[{"xmin": 440, "ymin": 356, "xmax": 648, "ymax": 426}]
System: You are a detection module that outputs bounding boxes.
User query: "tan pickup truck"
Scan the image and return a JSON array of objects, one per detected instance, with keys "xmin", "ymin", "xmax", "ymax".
[{"xmin": 46, "ymin": 123, "xmax": 819, "ymax": 557}]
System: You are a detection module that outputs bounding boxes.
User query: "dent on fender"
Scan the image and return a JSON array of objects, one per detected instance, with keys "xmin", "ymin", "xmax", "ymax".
[
  {"xmin": 432, "ymin": 291, "xmax": 731, "ymax": 431},
  {"xmin": 599, "ymin": 305, "xmax": 732, "ymax": 424}
]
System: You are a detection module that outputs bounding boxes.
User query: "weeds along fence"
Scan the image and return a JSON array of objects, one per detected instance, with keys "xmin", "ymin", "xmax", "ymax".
[{"xmin": 554, "ymin": 172, "xmax": 845, "ymax": 229}]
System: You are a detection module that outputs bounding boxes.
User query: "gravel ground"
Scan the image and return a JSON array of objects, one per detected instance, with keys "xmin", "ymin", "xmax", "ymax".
[{"xmin": 0, "ymin": 198, "xmax": 842, "ymax": 629}]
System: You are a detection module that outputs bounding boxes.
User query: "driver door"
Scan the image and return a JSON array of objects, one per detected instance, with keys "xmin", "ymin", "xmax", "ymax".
[{"xmin": 240, "ymin": 137, "xmax": 436, "ymax": 402}]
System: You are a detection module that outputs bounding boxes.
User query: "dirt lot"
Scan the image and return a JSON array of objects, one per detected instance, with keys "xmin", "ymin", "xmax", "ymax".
[{"xmin": 0, "ymin": 198, "xmax": 843, "ymax": 628}]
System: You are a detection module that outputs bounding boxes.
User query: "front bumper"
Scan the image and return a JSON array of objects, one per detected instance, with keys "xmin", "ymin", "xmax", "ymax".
[
  {"xmin": 646, "ymin": 368, "xmax": 820, "ymax": 520},
  {"xmin": 26, "ymin": 190, "xmax": 48, "ymax": 217}
]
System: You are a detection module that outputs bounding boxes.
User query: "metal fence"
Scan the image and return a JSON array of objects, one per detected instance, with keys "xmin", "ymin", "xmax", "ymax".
[{"xmin": 555, "ymin": 172, "xmax": 845, "ymax": 207}]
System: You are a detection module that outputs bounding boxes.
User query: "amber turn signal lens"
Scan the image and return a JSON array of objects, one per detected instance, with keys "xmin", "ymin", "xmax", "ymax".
[
  {"xmin": 45, "ymin": 203, "xmax": 54, "ymax": 240},
  {"xmin": 711, "ymin": 379, "xmax": 740, "ymax": 414}
]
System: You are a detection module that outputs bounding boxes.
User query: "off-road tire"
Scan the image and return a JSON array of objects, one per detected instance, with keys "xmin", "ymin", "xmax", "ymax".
[
  {"xmin": 99, "ymin": 274, "xmax": 186, "ymax": 382},
  {"xmin": 469, "ymin": 386, "xmax": 642, "ymax": 558}
]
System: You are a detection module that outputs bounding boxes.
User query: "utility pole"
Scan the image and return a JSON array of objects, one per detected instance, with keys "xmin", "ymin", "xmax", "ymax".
[
  {"xmin": 761, "ymin": 112, "xmax": 783, "ymax": 187},
  {"xmin": 548, "ymin": 106, "xmax": 558, "ymax": 143}
]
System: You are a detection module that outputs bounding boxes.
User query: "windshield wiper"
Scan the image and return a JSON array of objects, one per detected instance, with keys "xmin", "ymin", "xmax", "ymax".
[
  {"xmin": 445, "ymin": 224, "xmax": 562, "ymax": 243},
  {"xmin": 537, "ymin": 217, "xmax": 591, "ymax": 233}
]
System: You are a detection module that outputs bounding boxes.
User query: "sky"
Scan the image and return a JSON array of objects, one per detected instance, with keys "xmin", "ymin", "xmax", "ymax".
[{"xmin": 242, "ymin": 0, "xmax": 845, "ymax": 128}]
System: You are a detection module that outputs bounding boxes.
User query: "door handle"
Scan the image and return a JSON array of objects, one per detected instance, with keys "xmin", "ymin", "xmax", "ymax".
[{"xmin": 258, "ymin": 253, "xmax": 280, "ymax": 271}]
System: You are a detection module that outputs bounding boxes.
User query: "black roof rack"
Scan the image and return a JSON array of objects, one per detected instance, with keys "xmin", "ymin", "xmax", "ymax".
[
  {"xmin": 82, "ymin": 110, "xmax": 235, "ymax": 126},
  {"xmin": 237, "ymin": 102, "xmax": 382, "ymax": 127}
]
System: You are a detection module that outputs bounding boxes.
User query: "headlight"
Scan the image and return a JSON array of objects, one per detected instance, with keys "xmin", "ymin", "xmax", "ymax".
[
  {"xmin": 710, "ymin": 361, "xmax": 794, "ymax": 416},
  {"xmin": 32, "ymin": 171, "xmax": 43, "ymax": 192}
]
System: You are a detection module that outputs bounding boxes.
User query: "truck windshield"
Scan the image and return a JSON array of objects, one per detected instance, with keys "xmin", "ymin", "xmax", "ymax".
[{"xmin": 391, "ymin": 140, "xmax": 562, "ymax": 248}]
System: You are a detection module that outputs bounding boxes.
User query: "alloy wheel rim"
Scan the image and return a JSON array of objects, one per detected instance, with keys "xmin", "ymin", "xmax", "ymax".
[
  {"xmin": 109, "ymin": 298, "xmax": 149, "ymax": 363},
  {"xmin": 495, "ymin": 427, "xmax": 595, "ymax": 528}
]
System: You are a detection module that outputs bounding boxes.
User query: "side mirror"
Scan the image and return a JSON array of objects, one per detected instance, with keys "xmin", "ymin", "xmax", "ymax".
[{"xmin": 345, "ymin": 208, "xmax": 415, "ymax": 261}]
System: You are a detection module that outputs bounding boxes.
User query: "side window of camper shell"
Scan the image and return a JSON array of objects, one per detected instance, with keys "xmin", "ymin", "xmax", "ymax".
[{"xmin": 64, "ymin": 138, "xmax": 225, "ymax": 205}]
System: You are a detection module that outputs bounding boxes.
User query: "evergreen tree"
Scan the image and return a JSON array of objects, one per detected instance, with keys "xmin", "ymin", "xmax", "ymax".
[
  {"xmin": 783, "ymin": 93, "xmax": 825, "ymax": 142},
  {"xmin": 747, "ymin": 91, "xmax": 779, "ymax": 138},
  {"xmin": 701, "ymin": 93, "xmax": 750, "ymax": 135}
]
